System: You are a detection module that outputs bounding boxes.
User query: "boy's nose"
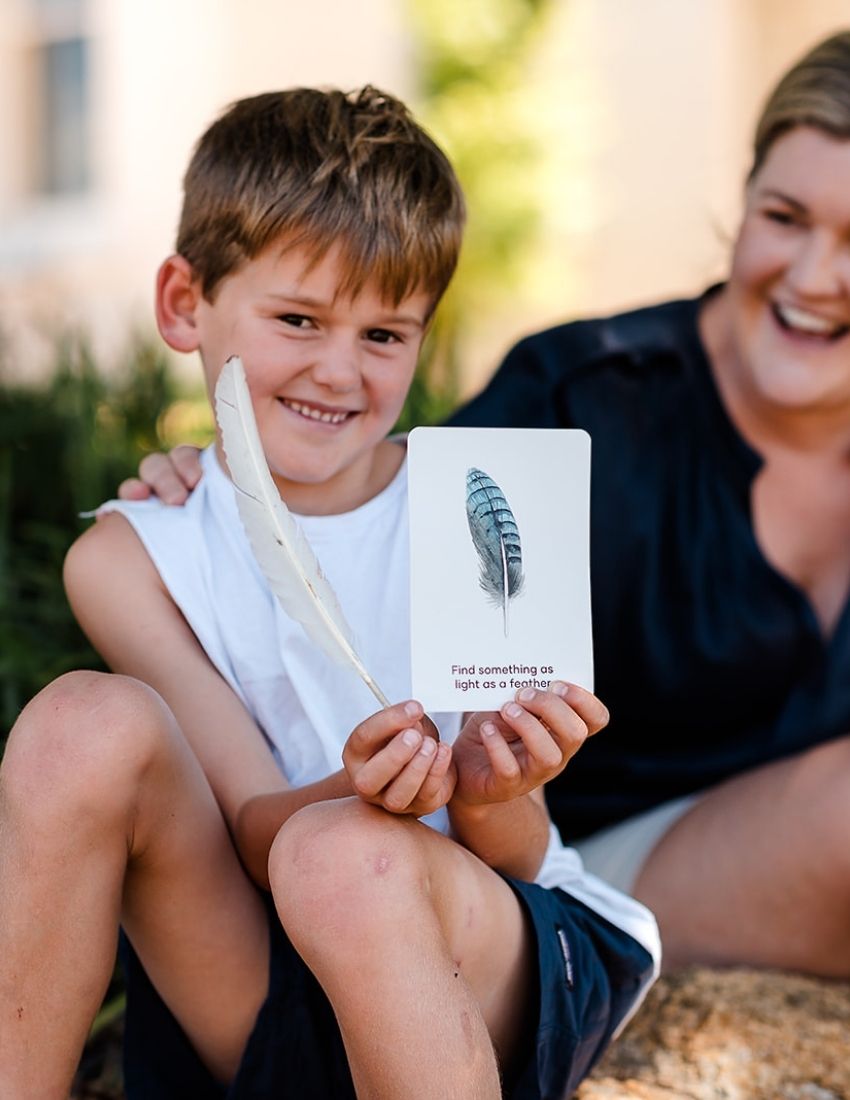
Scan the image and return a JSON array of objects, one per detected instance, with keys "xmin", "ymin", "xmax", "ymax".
[{"xmin": 310, "ymin": 344, "xmax": 363, "ymax": 392}]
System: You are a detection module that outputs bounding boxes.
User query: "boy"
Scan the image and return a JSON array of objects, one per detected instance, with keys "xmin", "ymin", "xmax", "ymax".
[{"xmin": 0, "ymin": 87, "xmax": 658, "ymax": 1098}]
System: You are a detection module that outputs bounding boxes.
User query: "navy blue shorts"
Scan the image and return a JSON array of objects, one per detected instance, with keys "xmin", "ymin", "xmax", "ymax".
[{"xmin": 120, "ymin": 881, "xmax": 653, "ymax": 1099}]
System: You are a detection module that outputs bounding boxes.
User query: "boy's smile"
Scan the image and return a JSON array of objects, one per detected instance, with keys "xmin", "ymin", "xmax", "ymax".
[
  {"xmin": 281, "ymin": 398, "xmax": 351, "ymax": 425},
  {"xmin": 160, "ymin": 240, "xmax": 432, "ymax": 516}
]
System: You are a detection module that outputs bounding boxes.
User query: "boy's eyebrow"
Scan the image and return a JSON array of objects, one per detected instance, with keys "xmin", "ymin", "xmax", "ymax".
[
  {"xmin": 261, "ymin": 291, "xmax": 331, "ymax": 311},
  {"xmin": 261, "ymin": 292, "xmax": 427, "ymax": 327}
]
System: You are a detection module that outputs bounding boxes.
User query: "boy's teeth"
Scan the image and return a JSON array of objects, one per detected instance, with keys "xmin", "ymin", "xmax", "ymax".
[
  {"xmin": 777, "ymin": 304, "xmax": 845, "ymax": 335},
  {"xmin": 286, "ymin": 400, "xmax": 348, "ymax": 424}
]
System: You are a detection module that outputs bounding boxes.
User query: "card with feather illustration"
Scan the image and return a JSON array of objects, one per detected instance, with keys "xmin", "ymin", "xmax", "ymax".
[{"xmin": 407, "ymin": 426, "xmax": 593, "ymax": 711}]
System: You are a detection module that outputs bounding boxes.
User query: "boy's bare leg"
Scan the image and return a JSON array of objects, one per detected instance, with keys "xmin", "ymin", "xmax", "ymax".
[
  {"xmin": 0, "ymin": 671, "xmax": 269, "ymax": 1099},
  {"xmin": 633, "ymin": 735, "xmax": 850, "ymax": 973},
  {"xmin": 270, "ymin": 799, "xmax": 535, "ymax": 1100}
]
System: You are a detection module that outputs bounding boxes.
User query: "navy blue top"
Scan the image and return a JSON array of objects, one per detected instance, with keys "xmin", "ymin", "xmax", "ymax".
[{"xmin": 449, "ymin": 292, "xmax": 850, "ymax": 838}]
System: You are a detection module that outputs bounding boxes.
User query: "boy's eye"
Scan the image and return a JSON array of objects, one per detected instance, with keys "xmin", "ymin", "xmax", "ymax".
[
  {"xmin": 279, "ymin": 313, "xmax": 313, "ymax": 329},
  {"xmin": 366, "ymin": 328, "xmax": 399, "ymax": 345}
]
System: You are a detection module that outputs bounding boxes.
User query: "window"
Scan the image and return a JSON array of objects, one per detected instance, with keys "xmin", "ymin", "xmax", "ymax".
[
  {"xmin": 38, "ymin": 35, "xmax": 89, "ymax": 193},
  {"xmin": 29, "ymin": 0, "xmax": 91, "ymax": 196}
]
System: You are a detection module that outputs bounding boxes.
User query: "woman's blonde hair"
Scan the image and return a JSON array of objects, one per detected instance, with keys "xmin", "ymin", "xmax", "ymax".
[{"xmin": 751, "ymin": 30, "xmax": 850, "ymax": 177}]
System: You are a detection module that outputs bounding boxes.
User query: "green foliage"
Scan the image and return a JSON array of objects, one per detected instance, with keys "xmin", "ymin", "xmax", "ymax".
[
  {"xmin": 409, "ymin": 0, "xmax": 554, "ymax": 401},
  {"xmin": 394, "ymin": 329, "xmax": 462, "ymax": 433},
  {"xmin": 0, "ymin": 334, "xmax": 176, "ymax": 741}
]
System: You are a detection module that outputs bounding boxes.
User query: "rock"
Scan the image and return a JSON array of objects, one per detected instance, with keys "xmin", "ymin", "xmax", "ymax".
[{"xmin": 577, "ymin": 967, "xmax": 850, "ymax": 1100}]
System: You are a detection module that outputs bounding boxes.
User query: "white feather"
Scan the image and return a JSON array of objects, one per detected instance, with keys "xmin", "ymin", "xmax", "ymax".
[{"xmin": 214, "ymin": 355, "xmax": 389, "ymax": 707}]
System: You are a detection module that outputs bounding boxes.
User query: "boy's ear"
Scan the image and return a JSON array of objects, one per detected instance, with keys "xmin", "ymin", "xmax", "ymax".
[{"xmin": 155, "ymin": 254, "xmax": 203, "ymax": 352}]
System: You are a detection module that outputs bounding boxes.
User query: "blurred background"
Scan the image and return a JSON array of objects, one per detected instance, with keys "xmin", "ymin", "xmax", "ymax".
[
  {"xmin": 2, "ymin": 0, "xmax": 850, "ymax": 736},
  {"xmin": 3, "ymin": 4, "xmax": 850, "ymax": 1091}
]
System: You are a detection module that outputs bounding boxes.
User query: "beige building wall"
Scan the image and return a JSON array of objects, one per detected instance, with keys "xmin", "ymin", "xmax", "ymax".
[
  {"xmin": 0, "ymin": 0, "xmax": 413, "ymax": 378},
  {"xmin": 461, "ymin": 0, "xmax": 850, "ymax": 391},
  {"xmin": 1, "ymin": 0, "xmax": 849, "ymax": 388}
]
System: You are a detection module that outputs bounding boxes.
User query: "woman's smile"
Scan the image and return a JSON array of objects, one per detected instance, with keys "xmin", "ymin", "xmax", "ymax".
[{"xmin": 771, "ymin": 300, "xmax": 850, "ymax": 341}]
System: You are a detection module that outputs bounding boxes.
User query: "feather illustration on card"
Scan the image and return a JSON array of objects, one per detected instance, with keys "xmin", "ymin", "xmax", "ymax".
[
  {"xmin": 214, "ymin": 355, "xmax": 389, "ymax": 707},
  {"xmin": 409, "ymin": 426, "xmax": 592, "ymax": 710},
  {"xmin": 465, "ymin": 467, "xmax": 525, "ymax": 636}
]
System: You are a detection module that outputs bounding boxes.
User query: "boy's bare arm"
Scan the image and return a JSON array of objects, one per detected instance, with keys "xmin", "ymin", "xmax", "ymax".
[
  {"xmin": 448, "ymin": 788, "xmax": 551, "ymax": 882},
  {"xmin": 234, "ymin": 780, "xmax": 349, "ymax": 888},
  {"xmin": 447, "ymin": 684, "xmax": 607, "ymax": 881},
  {"xmin": 64, "ymin": 513, "xmax": 356, "ymax": 875}
]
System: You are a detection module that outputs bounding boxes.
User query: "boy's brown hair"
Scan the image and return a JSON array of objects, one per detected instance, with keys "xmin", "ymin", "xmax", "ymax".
[{"xmin": 177, "ymin": 86, "xmax": 466, "ymax": 311}]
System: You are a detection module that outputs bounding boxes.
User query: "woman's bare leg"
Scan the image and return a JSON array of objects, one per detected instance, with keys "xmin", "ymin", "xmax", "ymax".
[
  {"xmin": 634, "ymin": 735, "xmax": 850, "ymax": 973},
  {"xmin": 0, "ymin": 671, "xmax": 269, "ymax": 1099}
]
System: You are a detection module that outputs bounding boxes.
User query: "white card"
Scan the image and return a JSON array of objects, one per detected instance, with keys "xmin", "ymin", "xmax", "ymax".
[{"xmin": 407, "ymin": 426, "xmax": 593, "ymax": 711}]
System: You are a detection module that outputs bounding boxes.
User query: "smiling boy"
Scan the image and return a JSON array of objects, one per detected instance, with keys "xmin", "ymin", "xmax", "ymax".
[{"xmin": 0, "ymin": 88, "xmax": 658, "ymax": 1098}]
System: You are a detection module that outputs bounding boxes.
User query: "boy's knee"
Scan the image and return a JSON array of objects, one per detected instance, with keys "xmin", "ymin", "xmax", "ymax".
[
  {"xmin": 2, "ymin": 671, "xmax": 174, "ymax": 814},
  {"xmin": 269, "ymin": 799, "xmax": 429, "ymax": 943}
]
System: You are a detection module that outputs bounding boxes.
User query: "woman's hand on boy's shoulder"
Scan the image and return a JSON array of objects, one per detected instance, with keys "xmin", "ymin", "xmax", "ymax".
[
  {"xmin": 343, "ymin": 701, "xmax": 457, "ymax": 818},
  {"xmin": 450, "ymin": 683, "xmax": 608, "ymax": 808},
  {"xmin": 117, "ymin": 445, "xmax": 203, "ymax": 505}
]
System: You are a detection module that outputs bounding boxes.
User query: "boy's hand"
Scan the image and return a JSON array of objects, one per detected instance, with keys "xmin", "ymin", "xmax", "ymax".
[
  {"xmin": 116, "ymin": 445, "xmax": 203, "ymax": 505},
  {"xmin": 451, "ymin": 682, "xmax": 607, "ymax": 807},
  {"xmin": 343, "ymin": 701, "xmax": 456, "ymax": 817}
]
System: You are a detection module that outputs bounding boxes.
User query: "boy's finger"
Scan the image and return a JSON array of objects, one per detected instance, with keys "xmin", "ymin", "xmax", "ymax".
[
  {"xmin": 416, "ymin": 712, "xmax": 441, "ymax": 742},
  {"xmin": 499, "ymin": 701, "xmax": 567, "ymax": 771},
  {"xmin": 350, "ymin": 728, "xmax": 423, "ymax": 797},
  {"xmin": 346, "ymin": 701, "xmax": 425, "ymax": 761},
  {"xmin": 411, "ymin": 743, "xmax": 454, "ymax": 808},
  {"xmin": 380, "ymin": 736, "xmax": 440, "ymax": 812},
  {"xmin": 511, "ymin": 684, "xmax": 602, "ymax": 757},
  {"xmin": 546, "ymin": 682, "xmax": 609, "ymax": 735},
  {"xmin": 480, "ymin": 721, "xmax": 523, "ymax": 782}
]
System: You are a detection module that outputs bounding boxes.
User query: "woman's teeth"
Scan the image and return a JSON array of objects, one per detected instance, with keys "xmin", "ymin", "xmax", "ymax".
[
  {"xmin": 775, "ymin": 303, "xmax": 848, "ymax": 337},
  {"xmin": 284, "ymin": 399, "xmax": 349, "ymax": 424}
]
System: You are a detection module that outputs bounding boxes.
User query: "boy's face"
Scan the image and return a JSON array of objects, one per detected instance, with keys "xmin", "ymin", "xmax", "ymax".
[{"xmin": 184, "ymin": 241, "xmax": 431, "ymax": 514}]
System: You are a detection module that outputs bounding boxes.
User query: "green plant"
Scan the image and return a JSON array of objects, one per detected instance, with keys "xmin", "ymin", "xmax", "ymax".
[
  {"xmin": 0, "ymin": 333, "xmax": 177, "ymax": 741},
  {"xmin": 409, "ymin": 0, "xmax": 554, "ymax": 404}
]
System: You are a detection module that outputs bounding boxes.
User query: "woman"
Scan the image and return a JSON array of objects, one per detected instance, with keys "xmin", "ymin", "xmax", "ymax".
[{"xmin": 126, "ymin": 31, "xmax": 850, "ymax": 975}]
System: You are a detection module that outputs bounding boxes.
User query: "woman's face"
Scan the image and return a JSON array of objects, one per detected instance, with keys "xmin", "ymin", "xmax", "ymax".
[{"xmin": 727, "ymin": 126, "xmax": 850, "ymax": 415}]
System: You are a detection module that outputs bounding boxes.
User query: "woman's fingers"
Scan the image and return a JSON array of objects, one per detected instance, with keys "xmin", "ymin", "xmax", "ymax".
[
  {"xmin": 135, "ymin": 452, "xmax": 191, "ymax": 505},
  {"xmin": 115, "ymin": 477, "xmax": 151, "ymax": 501},
  {"xmin": 168, "ymin": 445, "xmax": 204, "ymax": 489}
]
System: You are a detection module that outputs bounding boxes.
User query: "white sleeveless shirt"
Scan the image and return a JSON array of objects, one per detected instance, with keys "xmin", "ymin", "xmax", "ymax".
[{"xmin": 101, "ymin": 445, "xmax": 660, "ymax": 970}]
